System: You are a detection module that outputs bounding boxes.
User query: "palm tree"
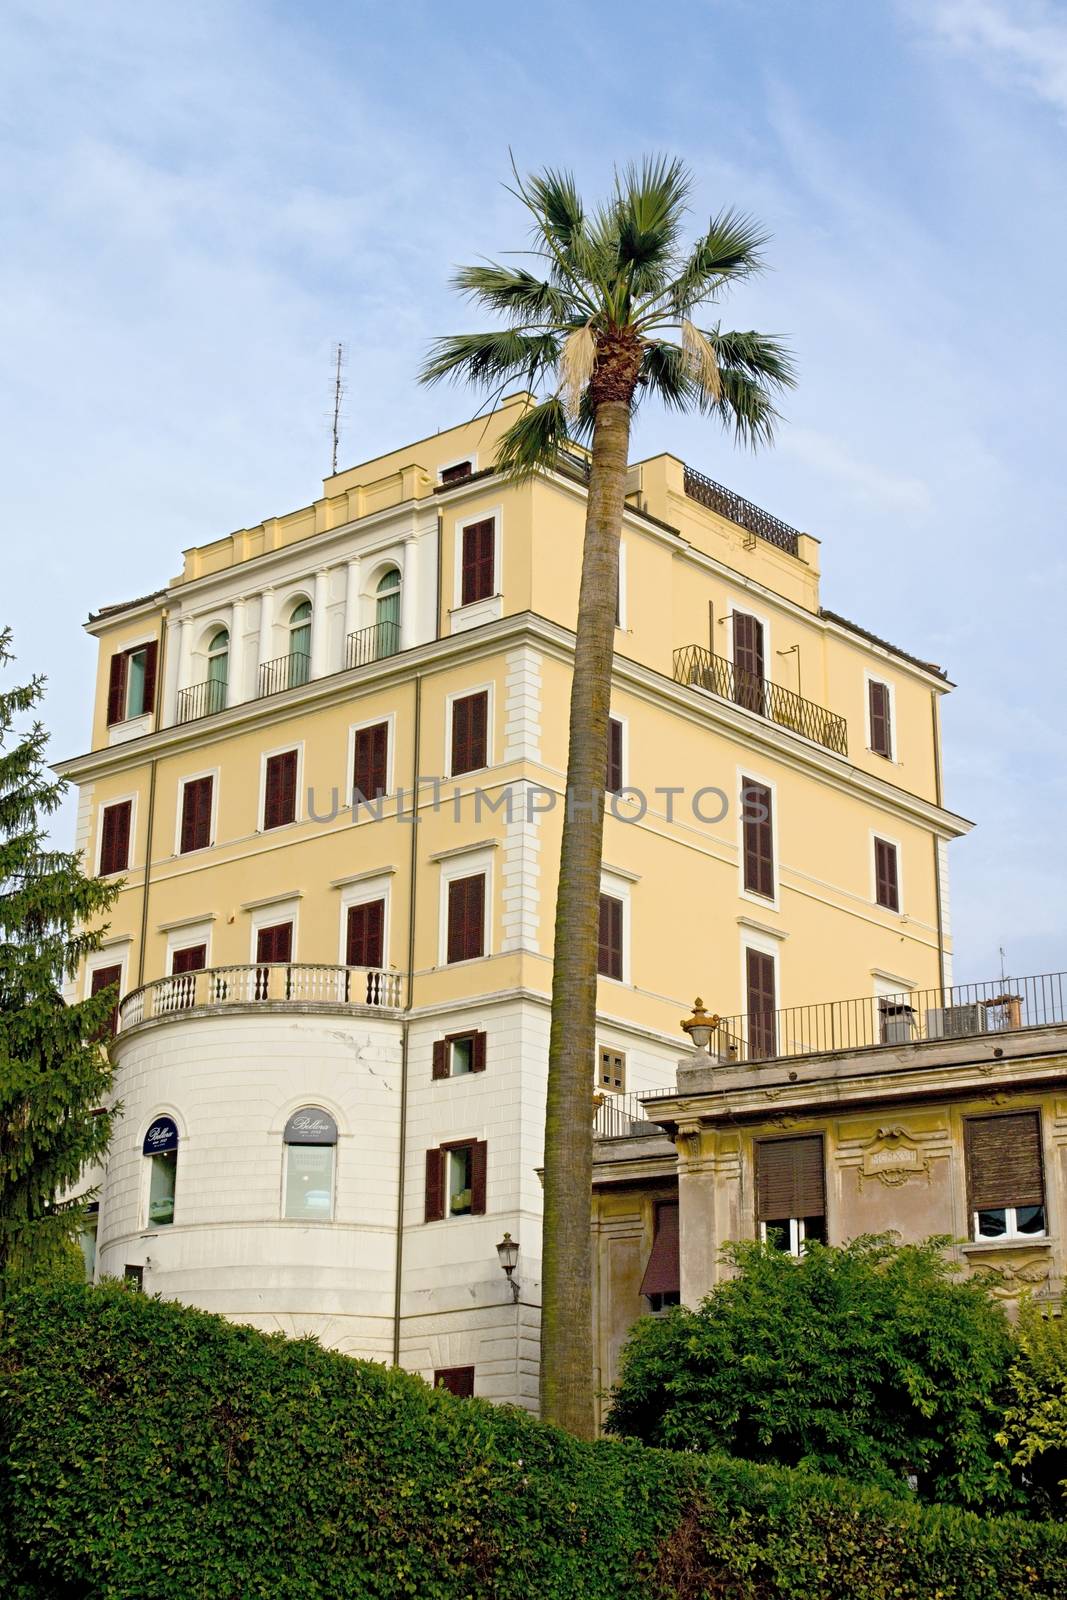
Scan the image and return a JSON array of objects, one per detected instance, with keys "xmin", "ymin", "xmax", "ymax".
[{"xmin": 420, "ymin": 157, "xmax": 795, "ymax": 1439}]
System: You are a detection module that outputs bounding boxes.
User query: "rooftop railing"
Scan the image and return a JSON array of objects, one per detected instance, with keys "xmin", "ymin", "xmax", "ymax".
[
  {"xmin": 176, "ymin": 678, "xmax": 227, "ymax": 724},
  {"xmin": 683, "ymin": 466, "xmax": 801, "ymax": 557},
  {"xmin": 594, "ymin": 969, "xmax": 1067, "ymax": 1137},
  {"xmin": 674, "ymin": 643, "xmax": 848, "ymax": 757},
  {"xmin": 345, "ymin": 619, "xmax": 401, "ymax": 670},
  {"xmin": 118, "ymin": 962, "xmax": 403, "ymax": 1030}
]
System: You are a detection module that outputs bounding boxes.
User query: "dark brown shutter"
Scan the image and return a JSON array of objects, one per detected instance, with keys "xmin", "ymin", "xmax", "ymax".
[
  {"xmin": 472, "ymin": 1031, "xmax": 487, "ymax": 1073},
  {"xmin": 90, "ymin": 963, "xmax": 123, "ymax": 1039},
  {"xmin": 264, "ymin": 750, "xmax": 297, "ymax": 829},
  {"xmin": 470, "ymin": 1140, "xmax": 487, "ymax": 1215},
  {"xmin": 756, "ymin": 1136, "xmax": 826, "ymax": 1221},
  {"xmin": 141, "ymin": 640, "xmax": 158, "ymax": 718},
  {"xmin": 874, "ymin": 838, "xmax": 899, "ymax": 911},
  {"xmin": 171, "ymin": 944, "xmax": 206, "ymax": 974},
  {"xmin": 606, "ymin": 719, "xmax": 623, "ymax": 794},
  {"xmin": 434, "ymin": 1365, "xmax": 475, "ymax": 1396},
  {"xmin": 461, "ymin": 518, "xmax": 495, "ymax": 605},
  {"xmin": 597, "ymin": 895, "xmax": 623, "ymax": 980},
  {"xmin": 256, "ymin": 921, "xmax": 293, "ymax": 964},
  {"xmin": 432, "ymin": 1040, "xmax": 449, "ymax": 1079},
  {"xmin": 639, "ymin": 1202, "xmax": 680, "ymax": 1297},
  {"xmin": 966, "ymin": 1112, "xmax": 1045, "ymax": 1211},
  {"xmin": 869, "ymin": 681, "xmax": 892, "ymax": 757},
  {"xmin": 746, "ymin": 947, "xmax": 777, "ymax": 1060},
  {"xmin": 451, "ymin": 691, "xmax": 488, "ymax": 775},
  {"xmin": 440, "ymin": 460, "xmax": 473, "ymax": 485},
  {"xmin": 106, "ymin": 653, "xmax": 127, "ymax": 726},
  {"xmin": 180, "ymin": 776, "xmax": 213, "ymax": 853},
  {"xmin": 733, "ymin": 613, "xmax": 765, "ymax": 713},
  {"xmin": 447, "ymin": 874, "xmax": 485, "ymax": 963},
  {"xmin": 100, "ymin": 801, "xmax": 132, "ymax": 874},
  {"xmin": 353, "ymin": 722, "xmax": 388, "ymax": 800},
  {"xmin": 742, "ymin": 779, "xmax": 774, "ymax": 898},
  {"xmin": 424, "ymin": 1147, "xmax": 445, "ymax": 1221},
  {"xmin": 346, "ymin": 899, "xmax": 384, "ymax": 968}
]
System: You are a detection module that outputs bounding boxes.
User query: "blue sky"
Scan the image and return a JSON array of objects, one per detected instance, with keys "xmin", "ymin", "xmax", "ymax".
[{"xmin": 2, "ymin": 0, "xmax": 1065, "ymax": 984}]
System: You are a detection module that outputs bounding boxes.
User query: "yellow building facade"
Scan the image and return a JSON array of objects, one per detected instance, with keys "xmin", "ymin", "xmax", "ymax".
[{"xmin": 58, "ymin": 391, "xmax": 969, "ymax": 1407}]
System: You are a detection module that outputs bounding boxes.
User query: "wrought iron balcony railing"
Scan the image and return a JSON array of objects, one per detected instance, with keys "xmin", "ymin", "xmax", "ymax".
[
  {"xmin": 593, "ymin": 970, "xmax": 1067, "ymax": 1137},
  {"xmin": 674, "ymin": 643, "xmax": 848, "ymax": 756},
  {"xmin": 345, "ymin": 619, "xmax": 401, "ymax": 670},
  {"xmin": 118, "ymin": 962, "xmax": 404, "ymax": 1029},
  {"xmin": 176, "ymin": 677, "xmax": 227, "ymax": 724},
  {"xmin": 258, "ymin": 651, "xmax": 311, "ymax": 697},
  {"xmin": 683, "ymin": 466, "xmax": 801, "ymax": 557}
]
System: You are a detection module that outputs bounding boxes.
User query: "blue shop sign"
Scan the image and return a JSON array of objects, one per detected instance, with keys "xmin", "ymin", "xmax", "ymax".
[{"xmin": 143, "ymin": 1117, "xmax": 179, "ymax": 1155}]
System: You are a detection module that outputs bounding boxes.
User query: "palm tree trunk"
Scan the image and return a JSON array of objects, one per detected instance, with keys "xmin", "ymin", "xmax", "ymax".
[{"xmin": 540, "ymin": 396, "xmax": 632, "ymax": 1439}]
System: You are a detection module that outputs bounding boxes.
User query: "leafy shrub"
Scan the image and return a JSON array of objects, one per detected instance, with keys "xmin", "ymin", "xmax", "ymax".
[
  {"xmin": 607, "ymin": 1235, "xmax": 1018, "ymax": 1510},
  {"xmin": 1, "ymin": 1280, "xmax": 1064, "ymax": 1599},
  {"xmin": 998, "ymin": 1299, "xmax": 1067, "ymax": 1517}
]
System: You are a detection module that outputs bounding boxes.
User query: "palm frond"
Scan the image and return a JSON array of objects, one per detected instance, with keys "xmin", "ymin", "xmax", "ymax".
[
  {"xmin": 521, "ymin": 165, "xmax": 585, "ymax": 250},
  {"xmin": 699, "ymin": 367, "xmax": 783, "ymax": 449},
  {"xmin": 681, "ymin": 319, "xmax": 722, "ymax": 403},
  {"xmin": 494, "ymin": 396, "xmax": 572, "ymax": 480},
  {"xmin": 663, "ymin": 208, "xmax": 769, "ymax": 317},
  {"xmin": 419, "ymin": 330, "xmax": 560, "ymax": 389},
  {"xmin": 704, "ymin": 326, "xmax": 797, "ymax": 390},
  {"xmin": 639, "ymin": 341, "xmax": 697, "ymax": 411},
  {"xmin": 614, "ymin": 155, "xmax": 691, "ymax": 273},
  {"xmin": 451, "ymin": 263, "xmax": 576, "ymax": 326},
  {"xmin": 560, "ymin": 325, "xmax": 596, "ymax": 419}
]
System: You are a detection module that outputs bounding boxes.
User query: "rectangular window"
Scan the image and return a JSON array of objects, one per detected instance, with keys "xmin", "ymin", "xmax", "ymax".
[
  {"xmin": 869, "ymin": 680, "xmax": 892, "ymax": 758},
  {"xmin": 965, "ymin": 1111, "xmax": 1046, "ymax": 1242},
  {"xmin": 450, "ymin": 691, "xmax": 488, "ymax": 775},
  {"xmin": 106, "ymin": 641, "xmax": 158, "ymax": 726},
  {"xmin": 874, "ymin": 837, "xmax": 900, "ymax": 911},
  {"xmin": 171, "ymin": 944, "xmax": 206, "ymax": 974},
  {"xmin": 460, "ymin": 518, "xmax": 495, "ymax": 605},
  {"xmin": 424, "ymin": 1140, "xmax": 487, "ymax": 1220},
  {"xmin": 606, "ymin": 718, "xmax": 624, "ymax": 794},
  {"xmin": 446, "ymin": 874, "xmax": 485, "ymax": 963},
  {"xmin": 263, "ymin": 750, "xmax": 298, "ymax": 830},
  {"xmin": 346, "ymin": 899, "xmax": 385, "ymax": 969},
  {"xmin": 741, "ymin": 779, "xmax": 774, "ymax": 898},
  {"xmin": 179, "ymin": 776, "xmax": 213, "ymax": 854},
  {"xmin": 732, "ymin": 613, "xmax": 765, "ymax": 715},
  {"xmin": 598, "ymin": 895, "xmax": 624, "ymax": 981},
  {"xmin": 99, "ymin": 801, "xmax": 132, "ymax": 875},
  {"xmin": 433, "ymin": 1031, "xmax": 487, "ymax": 1079},
  {"xmin": 440, "ymin": 460, "xmax": 473, "ymax": 485},
  {"xmin": 89, "ymin": 963, "xmax": 123, "ymax": 1039},
  {"xmin": 353, "ymin": 722, "xmax": 388, "ymax": 802},
  {"xmin": 434, "ymin": 1366, "xmax": 475, "ymax": 1396},
  {"xmin": 639, "ymin": 1200, "xmax": 680, "ymax": 1310},
  {"xmin": 746, "ymin": 947, "xmax": 777, "ymax": 1061},
  {"xmin": 756, "ymin": 1135, "xmax": 826, "ymax": 1256},
  {"xmin": 598, "ymin": 1047, "xmax": 626, "ymax": 1093},
  {"xmin": 284, "ymin": 1144, "xmax": 335, "ymax": 1220},
  {"xmin": 254, "ymin": 921, "xmax": 293, "ymax": 1000},
  {"xmin": 147, "ymin": 1151, "xmax": 176, "ymax": 1228},
  {"xmin": 169, "ymin": 944, "xmax": 205, "ymax": 1011}
]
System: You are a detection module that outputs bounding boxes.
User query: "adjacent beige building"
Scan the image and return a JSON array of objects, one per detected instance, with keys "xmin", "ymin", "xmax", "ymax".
[{"xmin": 57, "ymin": 392, "xmax": 971, "ymax": 1407}]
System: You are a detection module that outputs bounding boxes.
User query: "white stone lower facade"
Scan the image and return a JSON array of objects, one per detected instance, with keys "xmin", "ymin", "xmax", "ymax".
[{"xmin": 97, "ymin": 989, "xmax": 680, "ymax": 1409}]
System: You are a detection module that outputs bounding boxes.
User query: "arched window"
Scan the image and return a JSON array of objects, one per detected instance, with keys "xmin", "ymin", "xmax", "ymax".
[
  {"xmin": 374, "ymin": 568, "xmax": 401, "ymax": 659},
  {"xmin": 283, "ymin": 1107, "xmax": 337, "ymax": 1220},
  {"xmin": 206, "ymin": 628, "xmax": 229, "ymax": 713},
  {"xmin": 143, "ymin": 1117, "xmax": 179, "ymax": 1227},
  {"xmin": 288, "ymin": 600, "xmax": 312, "ymax": 688}
]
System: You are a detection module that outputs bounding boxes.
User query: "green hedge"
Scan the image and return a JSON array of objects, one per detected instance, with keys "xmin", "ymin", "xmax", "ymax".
[{"xmin": 0, "ymin": 1283, "xmax": 1064, "ymax": 1599}]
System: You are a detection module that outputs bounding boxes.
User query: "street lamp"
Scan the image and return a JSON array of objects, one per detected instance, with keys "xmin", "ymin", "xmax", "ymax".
[
  {"xmin": 680, "ymin": 997, "xmax": 719, "ymax": 1053},
  {"xmin": 496, "ymin": 1232, "xmax": 520, "ymax": 1302}
]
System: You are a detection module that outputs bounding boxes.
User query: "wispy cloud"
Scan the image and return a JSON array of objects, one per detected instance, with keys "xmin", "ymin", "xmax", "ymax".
[{"xmin": 916, "ymin": 1, "xmax": 1067, "ymax": 118}]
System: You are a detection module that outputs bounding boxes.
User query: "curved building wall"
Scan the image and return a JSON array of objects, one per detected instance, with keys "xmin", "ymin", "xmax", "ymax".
[{"xmin": 97, "ymin": 1005, "xmax": 403, "ymax": 1358}]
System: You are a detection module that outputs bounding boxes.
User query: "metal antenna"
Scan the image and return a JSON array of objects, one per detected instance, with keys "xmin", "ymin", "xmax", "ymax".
[
  {"xmin": 999, "ymin": 945, "xmax": 1007, "ymax": 984},
  {"xmin": 330, "ymin": 343, "xmax": 346, "ymax": 475}
]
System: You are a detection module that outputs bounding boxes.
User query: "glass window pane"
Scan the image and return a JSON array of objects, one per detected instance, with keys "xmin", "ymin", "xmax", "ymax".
[
  {"xmin": 802, "ymin": 1215, "xmax": 827, "ymax": 1246},
  {"xmin": 763, "ymin": 1220, "xmax": 791, "ymax": 1252},
  {"xmin": 448, "ymin": 1147, "xmax": 472, "ymax": 1215},
  {"xmin": 285, "ymin": 1144, "xmax": 334, "ymax": 1219},
  {"xmin": 148, "ymin": 1151, "xmax": 176, "ymax": 1226},
  {"xmin": 126, "ymin": 650, "xmax": 147, "ymax": 718},
  {"xmin": 1016, "ymin": 1205, "xmax": 1046, "ymax": 1235},
  {"xmin": 977, "ymin": 1208, "xmax": 1007, "ymax": 1239},
  {"xmin": 450, "ymin": 1038, "xmax": 473, "ymax": 1076},
  {"xmin": 79, "ymin": 1221, "xmax": 98, "ymax": 1281}
]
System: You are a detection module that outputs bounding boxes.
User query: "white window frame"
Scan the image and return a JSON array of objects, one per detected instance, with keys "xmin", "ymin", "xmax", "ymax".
[
  {"xmin": 247, "ymin": 896, "xmax": 301, "ymax": 963},
  {"xmin": 84, "ymin": 941, "xmax": 131, "ymax": 1004},
  {"xmin": 870, "ymin": 829, "xmax": 904, "ymax": 914},
  {"xmin": 739, "ymin": 927, "xmax": 781, "ymax": 1052},
  {"xmin": 282, "ymin": 1138, "xmax": 337, "ymax": 1223},
  {"xmin": 95, "ymin": 792, "xmax": 138, "ymax": 876},
  {"xmin": 864, "ymin": 671, "xmax": 897, "ymax": 762},
  {"xmin": 598, "ymin": 869, "xmax": 633, "ymax": 986},
  {"xmin": 345, "ymin": 711, "xmax": 396, "ymax": 804},
  {"xmin": 336, "ymin": 873, "xmax": 392, "ymax": 967},
  {"xmin": 445, "ymin": 681, "xmax": 495, "ymax": 778},
  {"xmin": 736, "ymin": 764, "xmax": 779, "ymax": 911},
  {"xmin": 173, "ymin": 767, "xmax": 220, "ymax": 856},
  {"xmin": 438, "ymin": 845, "xmax": 495, "ymax": 966},
  {"xmin": 437, "ymin": 452, "xmax": 479, "ymax": 483},
  {"xmin": 450, "ymin": 506, "xmax": 503, "ymax": 634},
  {"xmin": 972, "ymin": 1205, "xmax": 1047, "ymax": 1244},
  {"xmin": 165, "ymin": 919, "xmax": 214, "ymax": 972},
  {"xmin": 760, "ymin": 1216, "xmax": 820, "ymax": 1257},
  {"xmin": 607, "ymin": 711, "xmax": 629, "ymax": 794},
  {"xmin": 257, "ymin": 740, "xmax": 305, "ymax": 833}
]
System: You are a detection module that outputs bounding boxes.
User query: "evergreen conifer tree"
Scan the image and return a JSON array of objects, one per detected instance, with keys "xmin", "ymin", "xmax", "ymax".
[{"xmin": 0, "ymin": 628, "xmax": 119, "ymax": 1287}]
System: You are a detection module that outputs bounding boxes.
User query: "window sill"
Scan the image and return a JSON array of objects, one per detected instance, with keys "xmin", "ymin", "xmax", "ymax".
[
  {"xmin": 108, "ymin": 714, "xmax": 152, "ymax": 746},
  {"xmin": 449, "ymin": 594, "xmax": 502, "ymax": 635},
  {"xmin": 960, "ymin": 1237, "xmax": 1053, "ymax": 1254}
]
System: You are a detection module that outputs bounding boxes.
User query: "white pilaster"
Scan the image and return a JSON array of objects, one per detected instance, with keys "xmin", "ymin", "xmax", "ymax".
[
  {"xmin": 256, "ymin": 588, "xmax": 275, "ymax": 693},
  {"xmin": 177, "ymin": 616, "xmax": 194, "ymax": 715},
  {"xmin": 343, "ymin": 557, "xmax": 362, "ymax": 663},
  {"xmin": 229, "ymin": 597, "xmax": 246, "ymax": 706},
  {"xmin": 311, "ymin": 568, "xmax": 330, "ymax": 679},
  {"xmin": 163, "ymin": 614, "xmax": 182, "ymax": 726},
  {"xmin": 400, "ymin": 536, "xmax": 418, "ymax": 650}
]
